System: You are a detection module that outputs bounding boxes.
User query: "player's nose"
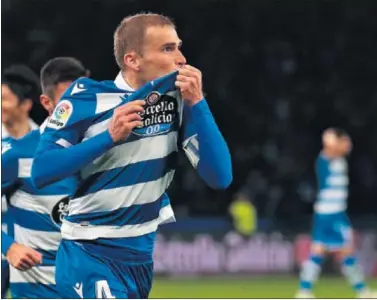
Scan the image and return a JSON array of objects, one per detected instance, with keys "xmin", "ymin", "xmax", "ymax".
[{"xmin": 176, "ymin": 51, "xmax": 186, "ymax": 68}]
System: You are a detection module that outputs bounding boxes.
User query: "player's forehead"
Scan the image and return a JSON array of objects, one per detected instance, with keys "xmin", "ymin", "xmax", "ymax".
[
  {"xmin": 2, "ymin": 84, "xmax": 11, "ymax": 94},
  {"xmin": 1, "ymin": 84, "xmax": 16, "ymax": 98},
  {"xmin": 143, "ymin": 25, "xmax": 181, "ymax": 48}
]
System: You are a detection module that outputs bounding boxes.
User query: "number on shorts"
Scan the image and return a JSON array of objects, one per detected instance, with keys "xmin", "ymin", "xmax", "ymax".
[{"xmin": 95, "ymin": 280, "xmax": 116, "ymax": 299}]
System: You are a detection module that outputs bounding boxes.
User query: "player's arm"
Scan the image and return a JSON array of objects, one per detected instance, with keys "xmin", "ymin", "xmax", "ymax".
[
  {"xmin": 1, "ymin": 143, "xmax": 19, "ymax": 195},
  {"xmin": 181, "ymin": 101, "xmax": 232, "ymax": 189},
  {"xmin": 315, "ymin": 156, "xmax": 327, "ymax": 189},
  {"xmin": 2, "ymin": 230, "xmax": 42, "ymax": 271},
  {"xmin": 1, "ymin": 230, "xmax": 14, "ymax": 256},
  {"xmin": 31, "ymin": 99, "xmax": 145, "ymax": 188},
  {"xmin": 177, "ymin": 65, "xmax": 232, "ymax": 189}
]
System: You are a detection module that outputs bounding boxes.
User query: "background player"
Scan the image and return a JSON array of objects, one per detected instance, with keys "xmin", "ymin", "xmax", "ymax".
[
  {"xmin": 2, "ymin": 57, "xmax": 88, "ymax": 298},
  {"xmin": 296, "ymin": 128, "xmax": 377, "ymax": 299},
  {"xmin": 1, "ymin": 64, "xmax": 40, "ymax": 298}
]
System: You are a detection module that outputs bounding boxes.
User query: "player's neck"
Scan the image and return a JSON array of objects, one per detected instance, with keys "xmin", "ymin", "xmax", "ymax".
[
  {"xmin": 322, "ymin": 148, "xmax": 339, "ymax": 159},
  {"xmin": 121, "ymin": 71, "xmax": 144, "ymax": 91},
  {"xmin": 4, "ymin": 119, "xmax": 31, "ymax": 139}
]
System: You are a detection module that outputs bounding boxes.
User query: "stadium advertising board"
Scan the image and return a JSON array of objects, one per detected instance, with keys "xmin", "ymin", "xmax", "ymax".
[{"xmin": 153, "ymin": 231, "xmax": 377, "ymax": 276}]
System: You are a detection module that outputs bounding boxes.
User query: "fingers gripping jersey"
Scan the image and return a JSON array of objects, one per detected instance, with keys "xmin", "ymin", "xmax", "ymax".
[{"xmin": 40, "ymin": 72, "xmax": 188, "ymax": 242}]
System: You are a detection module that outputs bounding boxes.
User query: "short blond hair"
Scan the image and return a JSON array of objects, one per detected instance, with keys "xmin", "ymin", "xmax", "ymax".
[{"xmin": 114, "ymin": 13, "xmax": 175, "ymax": 69}]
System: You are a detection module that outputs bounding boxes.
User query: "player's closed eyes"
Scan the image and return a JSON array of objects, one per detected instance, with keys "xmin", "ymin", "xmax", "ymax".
[{"xmin": 163, "ymin": 46, "xmax": 174, "ymax": 52}]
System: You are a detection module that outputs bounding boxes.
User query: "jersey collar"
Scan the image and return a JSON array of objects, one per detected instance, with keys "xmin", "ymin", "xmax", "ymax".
[{"xmin": 114, "ymin": 72, "xmax": 135, "ymax": 92}]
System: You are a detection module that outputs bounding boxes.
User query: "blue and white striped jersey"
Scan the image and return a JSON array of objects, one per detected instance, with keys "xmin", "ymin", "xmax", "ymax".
[
  {"xmin": 40, "ymin": 71, "xmax": 199, "ymax": 253},
  {"xmin": 2, "ymin": 120, "xmax": 39, "ymax": 237},
  {"xmin": 314, "ymin": 152, "xmax": 349, "ymax": 214},
  {"xmin": 1, "ymin": 120, "xmax": 78, "ymax": 297}
]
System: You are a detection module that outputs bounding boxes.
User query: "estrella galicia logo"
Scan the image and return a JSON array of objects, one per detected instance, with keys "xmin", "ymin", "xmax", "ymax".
[
  {"xmin": 51, "ymin": 196, "xmax": 70, "ymax": 226},
  {"xmin": 133, "ymin": 91, "xmax": 178, "ymax": 136}
]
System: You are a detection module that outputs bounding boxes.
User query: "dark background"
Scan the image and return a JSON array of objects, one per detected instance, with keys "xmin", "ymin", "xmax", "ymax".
[{"xmin": 2, "ymin": 0, "xmax": 377, "ymax": 229}]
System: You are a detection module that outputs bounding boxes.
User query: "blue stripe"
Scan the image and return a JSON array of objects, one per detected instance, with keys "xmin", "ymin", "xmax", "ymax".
[
  {"xmin": 317, "ymin": 198, "xmax": 346, "ymax": 203},
  {"xmin": 10, "ymin": 283, "xmax": 59, "ymax": 298},
  {"xmin": 66, "ymin": 193, "xmax": 170, "ymax": 226},
  {"xmin": 8, "ymin": 206, "xmax": 59, "ymax": 232},
  {"xmin": 20, "ymin": 177, "xmax": 77, "ymax": 196},
  {"xmin": 36, "ymin": 249, "xmax": 57, "ymax": 266},
  {"xmin": 75, "ymin": 151, "xmax": 177, "ymax": 197},
  {"xmin": 80, "ymin": 232, "xmax": 156, "ymax": 262}
]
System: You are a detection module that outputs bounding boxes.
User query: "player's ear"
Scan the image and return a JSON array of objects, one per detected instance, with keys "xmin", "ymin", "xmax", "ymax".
[
  {"xmin": 40, "ymin": 94, "xmax": 54, "ymax": 114},
  {"xmin": 124, "ymin": 51, "xmax": 140, "ymax": 71}
]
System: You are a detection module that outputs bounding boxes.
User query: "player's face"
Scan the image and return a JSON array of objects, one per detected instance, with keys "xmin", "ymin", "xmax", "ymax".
[
  {"xmin": 138, "ymin": 26, "xmax": 186, "ymax": 82},
  {"xmin": 1, "ymin": 84, "xmax": 31, "ymax": 124},
  {"xmin": 338, "ymin": 136, "xmax": 352, "ymax": 155}
]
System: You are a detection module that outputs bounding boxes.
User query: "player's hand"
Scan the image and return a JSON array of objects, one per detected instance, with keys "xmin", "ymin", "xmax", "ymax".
[
  {"xmin": 6, "ymin": 243, "xmax": 42, "ymax": 271},
  {"xmin": 175, "ymin": 65, "xmax": 204, "ymax": 106},
  {"xmin": 108, "ymin": 100, "xmax": 145, "ymax": 142}
]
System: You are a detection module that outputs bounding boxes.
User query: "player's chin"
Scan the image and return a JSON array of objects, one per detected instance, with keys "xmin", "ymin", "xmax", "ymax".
[{"xmin": 1, "ymin": 114, "xmax": 11, "ymax": 124}]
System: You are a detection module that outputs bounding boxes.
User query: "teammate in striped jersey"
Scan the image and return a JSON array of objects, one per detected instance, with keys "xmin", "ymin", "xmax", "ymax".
[
  {"xmin": 296, "ymin": 128, "xmax": 376, "ymax": 299},
  {"xmin": 1, "ymin": 57, "xmax": 88, "ymax": 298},
  {"xmin": 32, "ymin": 13, "xmax": 232, "ymax": 298},
  {"xmin": 1, "ymin": 64, "xmax": 40, "ymax": 298}
]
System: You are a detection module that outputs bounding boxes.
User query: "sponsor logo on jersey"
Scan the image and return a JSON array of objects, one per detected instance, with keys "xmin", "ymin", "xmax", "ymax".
[
  {"xmin": 51, "ymin": 196, "xmax": 70, "ymax": 225},
  {"xmin": 47, "ymin": 100, "xmax": 73, "ymax": 129},
  {"xmin": 133, "ymin": 91, "xmax": 178, "ymax": 136}
]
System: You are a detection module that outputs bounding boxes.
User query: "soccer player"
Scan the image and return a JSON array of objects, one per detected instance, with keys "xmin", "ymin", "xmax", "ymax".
[
  {"xmin": 296, "ymin": 128, "xmax": 376, "ymax": 299},
  {"xmin": 1, "ymin": 64, "xmax": 40, "ymax": 298},
  {"xmin": 31, "ymin": 13, "xmax": 232, "ymax": 298},
  {"xmin": 1, "ymin": 57, "xmax": 88, "ymax": 298},
  {"xmin": 2, "ymin": 64, "xmax": 39, "ymax": 139},
  {"xmin": 2, "ymin": 230, "xmax": 42, "ymax": 271}
]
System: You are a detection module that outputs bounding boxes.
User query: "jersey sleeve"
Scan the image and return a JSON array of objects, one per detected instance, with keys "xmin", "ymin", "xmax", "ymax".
[
  {"xmin": 40, "ymin": 78, "xmax": 97, "ymax": 148},
  {"xmin": 181, "ymin": 104, "xmax": 200, "ymax": 168},
  {"xmin": 180, "ymin": 99, "xmax": 232, "ymax": 189},
  {"xmin": 32, "ymin": 79, "xmax": 117, "ymax": 188},
  {"xmin": 315, "ymin": 155, "xmax": 327, "ymax": 190},
  {"xmin": 1, "ymin": 141, "xmax": 19, "ymax": 195},
  {"xmin": 1, "ymin": 230, "xmax": 14, "ymax": 255}
]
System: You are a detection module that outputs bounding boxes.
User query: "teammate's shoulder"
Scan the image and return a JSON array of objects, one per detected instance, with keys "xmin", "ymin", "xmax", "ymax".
[
  {"xmin": 3, "ymin": 130, "xmax": 40, "ymax": 156},
  {"xmin": 1, "ymin": 137, "xmax": 14, "ymax": 155},
  {"xmin": 20, "ymin": 129, "xmax": 41, "ymax": 144},
  {"xmin": 317, "ymin": 152, "xmax": 328, "ymax": 162},
  {"xmin": 46, "ymin": 78, "xmax": 127, "ymax": 131},
  {"xmin": 61, "ymin": 78, "xmax": 102, "ymax": 100}
]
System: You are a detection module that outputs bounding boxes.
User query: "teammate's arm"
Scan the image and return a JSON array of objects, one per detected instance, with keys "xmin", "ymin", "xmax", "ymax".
[
  {"xmin": 2, "ymin": 230, "xmax": 42, "ymax": 271},
  {"xmin": 177, "ymin": 65, "xmax": 232, "ymax": 189},
  {"xmin": 32, "ymin": 100, "xmax": 145, "ymax": 188},
  {"xmin": 1, "ymin": 144, "xmax": 19, "ymax": 195}
]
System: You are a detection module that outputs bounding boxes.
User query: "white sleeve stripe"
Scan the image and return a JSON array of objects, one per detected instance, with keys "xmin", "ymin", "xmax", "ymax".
[
  {"xmin": 182, "ymin": 134, "xmax": 198, "ymax": 147},
  {"xmin": 18, "ymin": 159, "xmax": 33, "ymax": 178},
  {"xmin": 56, "ymin": 138, "xmax": 72, "ymax": 148},
  {"xmin": 183, "ymin": 135, "xmax": 200, "ymax": 169}
]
